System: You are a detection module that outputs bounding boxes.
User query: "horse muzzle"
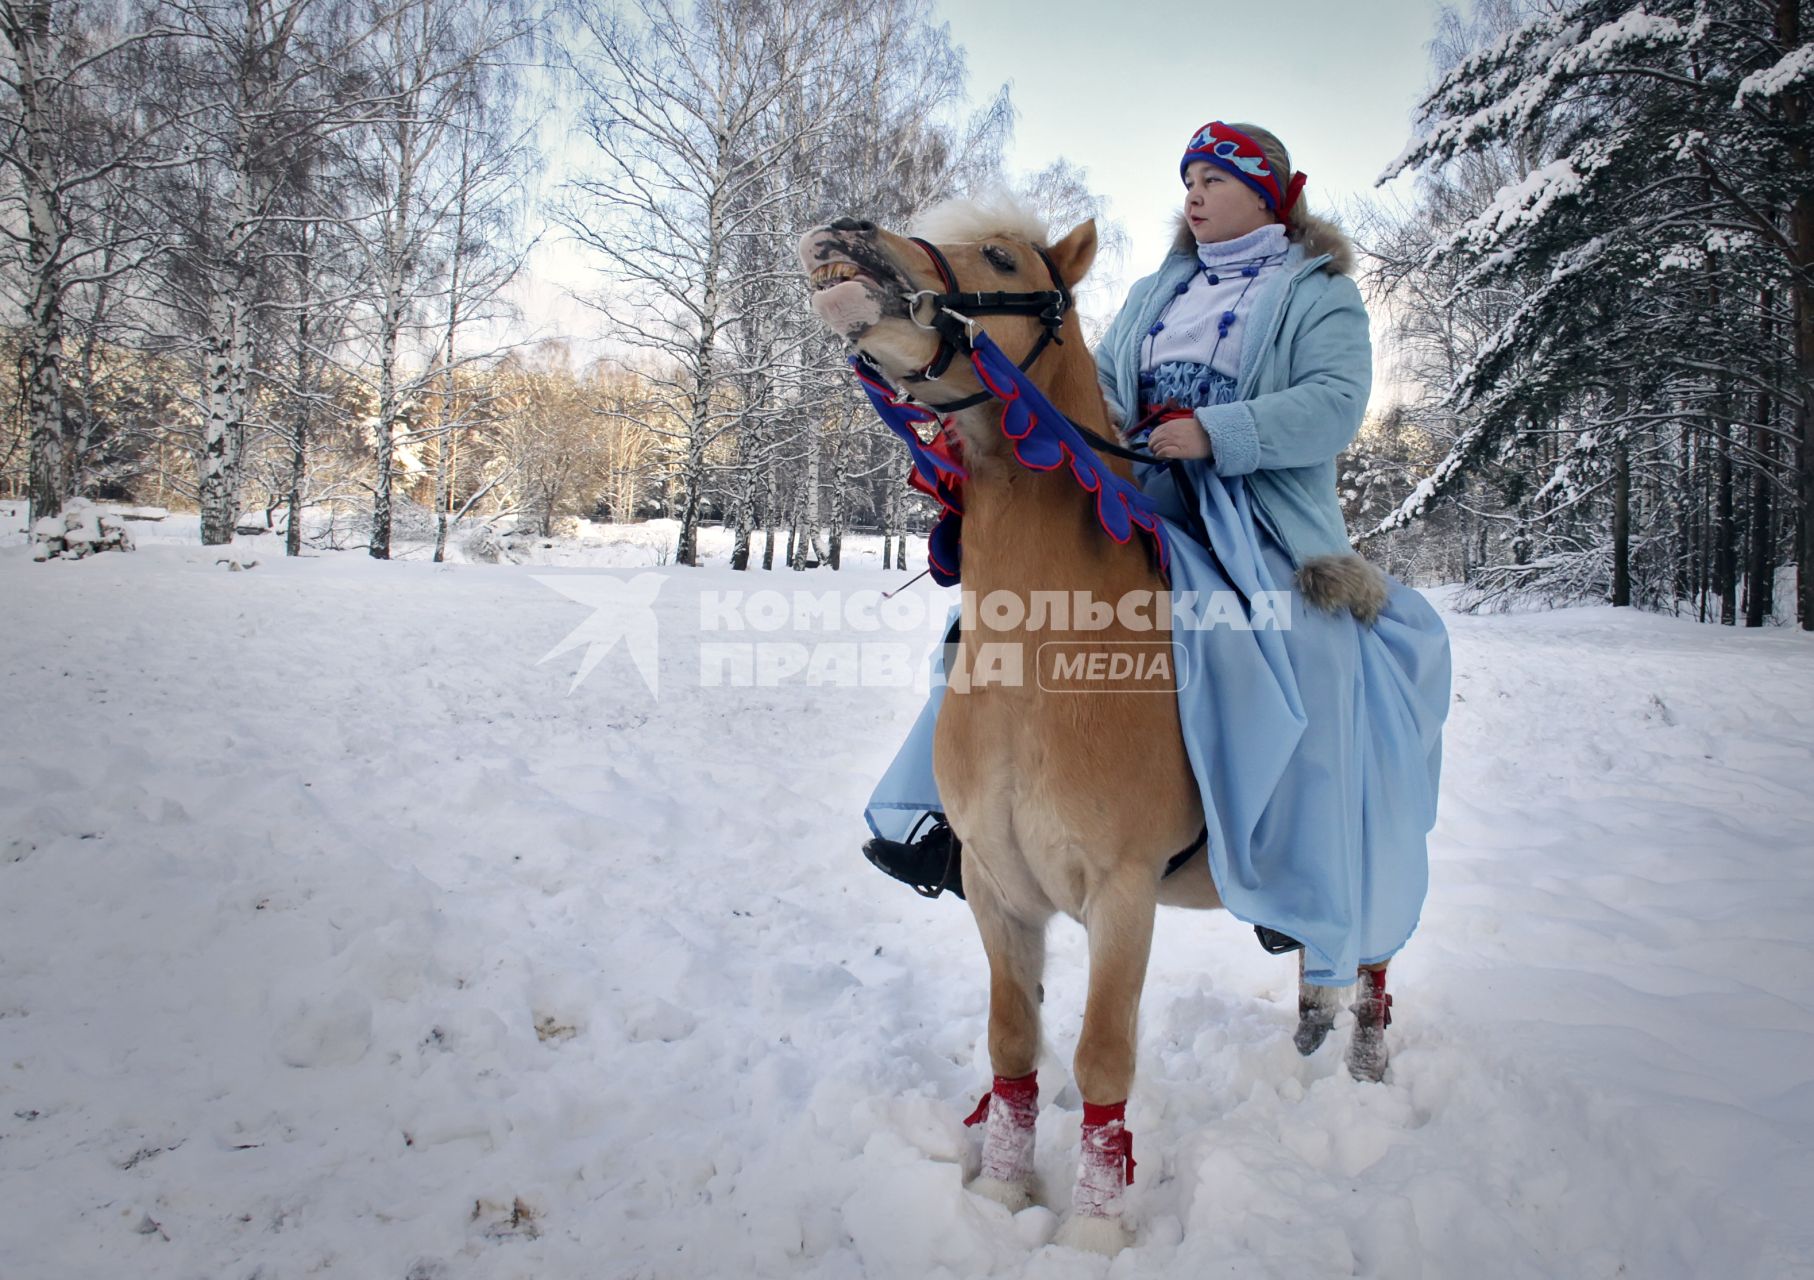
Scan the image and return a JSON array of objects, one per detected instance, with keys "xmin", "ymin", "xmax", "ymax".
[{"xmin": 799, "ymin": 223, "xmax": 925, "ymax": 337}]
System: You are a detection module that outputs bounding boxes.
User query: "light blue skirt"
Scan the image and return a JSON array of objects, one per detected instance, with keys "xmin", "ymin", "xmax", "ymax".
[{"xmin": 865, "ymin": 370, "xmax": 1451, "ymax": 985}]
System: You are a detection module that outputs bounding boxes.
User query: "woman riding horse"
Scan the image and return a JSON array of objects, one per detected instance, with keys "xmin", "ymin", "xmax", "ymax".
[
  {"xmin": 862, "ymin": 119, "xmax": 1450, "ymax": 1028},
  {"xmin": 807, "ymin": 119, "xmax": 1451, "ymax": 1252}
]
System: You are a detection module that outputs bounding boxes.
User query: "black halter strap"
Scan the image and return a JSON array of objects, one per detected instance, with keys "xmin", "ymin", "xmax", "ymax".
[{"xmin": 890, "ymin": 237, "xmax": 1073, "ymax": 412}]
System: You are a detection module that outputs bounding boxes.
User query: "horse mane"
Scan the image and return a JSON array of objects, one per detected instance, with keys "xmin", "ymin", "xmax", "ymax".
[{"xmin": 908, "ymin": 191, "xmax": 1049, "ymax": 246}]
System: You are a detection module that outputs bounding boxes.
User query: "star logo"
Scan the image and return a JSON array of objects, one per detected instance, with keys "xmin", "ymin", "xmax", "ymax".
[{"xmin": 533, "ymin": 573, "xmax": 667, "ymax": 695}]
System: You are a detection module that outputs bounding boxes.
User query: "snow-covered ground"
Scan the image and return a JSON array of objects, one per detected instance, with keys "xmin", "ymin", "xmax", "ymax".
[{"xmin": 2, "ymin": 507, "xmax": 1812, "ymax": 1279}]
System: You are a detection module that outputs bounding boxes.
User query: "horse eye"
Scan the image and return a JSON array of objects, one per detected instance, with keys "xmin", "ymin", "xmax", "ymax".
[{"xmin": 982, "ymin": 246, "xmax": 1016, "ymax": 272}]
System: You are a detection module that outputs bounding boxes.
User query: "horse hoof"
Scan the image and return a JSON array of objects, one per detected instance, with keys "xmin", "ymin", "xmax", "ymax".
[
  {"xmin": 967, "ymin": 1174, "xmax": 1039, "ymax": 1213},
  {"xmin": 1054, "ymin": 1212, "xmax": 1129, "ymax": 1255},
  {"xmin": 1294, "ymin": 1011, "xmax": 1335, "ymax": 1056}
]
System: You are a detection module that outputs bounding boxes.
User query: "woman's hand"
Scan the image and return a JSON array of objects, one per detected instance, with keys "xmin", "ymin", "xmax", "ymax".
[{"xmin": 1147, "ymin": 413, "xmax": 1213, "ymax": 462}]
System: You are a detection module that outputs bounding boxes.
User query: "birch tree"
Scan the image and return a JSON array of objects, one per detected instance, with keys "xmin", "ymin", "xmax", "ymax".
[
  {"xmin": 0, "ymin": 0, "xmax": 183, "ymax": 524},
  {"xmin": 558, "ymin": 0, "xmax": 877, "ymax": 567},
  {"xmin": 346, "ymin": 0, "xmax": 534, "ymax": 559},
  {"xmin": 745, "ymin": 0, "xmax": 1014, "ymax": 572},
  {"xmin": 152, "ymin": 0, "xmax": 386, "ymax": 545},
  {"xmin": 266, "ymin": 146, "xmax": 361, "ymax": 557}
]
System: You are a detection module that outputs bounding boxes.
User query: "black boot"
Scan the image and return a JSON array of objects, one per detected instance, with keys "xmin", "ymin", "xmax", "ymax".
[
  {"xmin": 1254, "ymin": 924, "xmax": 1303, "ymax": 955},
  {"xmin": 861, "ymin": 814, "xmax": 965, "ymax": 900}
]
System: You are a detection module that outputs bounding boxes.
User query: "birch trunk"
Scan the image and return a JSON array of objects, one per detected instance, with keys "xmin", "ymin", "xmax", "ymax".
[
  {"xmin": 826, "ymin": 441, "xmax": 846, "ymax": 570},
  {"xmin": 198, "ymin": 283, "xmax": 250, "ymax": 545},
  {"xmin": 369, "ymin": 290, "xmax": 401, "ymax": 559},
  {"xmin": 6, "ymin": 0, "xmax": 68, "ymax": 524},
  {"xmin": 730, "ymin": 488, "xmax": 752, "ymax": 569},
  {"xmin": 199, "ymin": 109, "xmax": 263, "ymax": 546},
  {"xmin": 761, "ymin": 453, "xmax": 777, "ymax": 570},
  {"xmin": 881, "ymin": 481, "xmax": 897, "ymax": 571},
  {"xmin": 369, "ymin": 118, "xmax": 414, "ymax": 561},
  {"xmin": 728, "ymin": 424, "xmax": 756, "ymax": 571},
  {"xmin": 430, "ymin": 307, "xmax": 458, "ymax": 562},
  {"xmin": 798, "ymin": 420, "xmax": 823, "ymax": 566},
  {"xmin": 432, "ymin": 164, "xmax": 467, "ymax": 564},
  {"xmin": 284, "ymin": 305, "xmax": 311, "ymax": 558},
  {"xmin": 675, "ymin": 186, "xmax": 724, "ymax": 569}
]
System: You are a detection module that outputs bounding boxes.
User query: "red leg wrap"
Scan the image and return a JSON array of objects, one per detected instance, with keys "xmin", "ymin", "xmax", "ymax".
[
  {"xmin": 1362, "ymin": 968, "xmax": 1393, "ymax": 1027},
  {"xmin": 1081, "ymin": 1100, "xmax": 1136, "ymax": 1187},
  {"xmin": 968, "ymin": 1071, "xmax": 1039, "ymax": 1186},
  {"xmin": 964, "ymin": 1069, "xmax": 1038, "ymax": 1127}
]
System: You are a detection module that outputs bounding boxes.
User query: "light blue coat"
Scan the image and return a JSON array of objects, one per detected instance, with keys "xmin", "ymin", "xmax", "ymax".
[
  {"xmin": 1093, "ymin": 223, "xmax": 1370, "ymax": 571},
  {"xmin": 864, "ymin": 218, "xmax": 1451, "ymax": 986}
]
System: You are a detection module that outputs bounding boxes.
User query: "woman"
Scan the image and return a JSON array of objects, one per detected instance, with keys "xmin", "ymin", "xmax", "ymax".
[{"xmin": 862, "ymin": 121, "xmax": 1451, "ymax": 988}]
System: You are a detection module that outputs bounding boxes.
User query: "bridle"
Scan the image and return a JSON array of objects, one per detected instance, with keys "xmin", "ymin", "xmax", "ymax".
[{"xmin": 877, "ymin": 236, "xmax": 1073, "ymax": 413}]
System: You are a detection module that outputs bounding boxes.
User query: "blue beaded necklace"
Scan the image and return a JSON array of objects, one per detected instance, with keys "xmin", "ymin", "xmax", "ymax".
[{"xmin": 1138, "ymin": 246, "xmax": 1286, "ymax": 395}]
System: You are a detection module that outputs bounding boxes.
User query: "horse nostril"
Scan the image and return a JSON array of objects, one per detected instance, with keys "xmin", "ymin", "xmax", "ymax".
[{"xmin": 828, "ymin": 217, "xmax": 875, "ymax": 233}]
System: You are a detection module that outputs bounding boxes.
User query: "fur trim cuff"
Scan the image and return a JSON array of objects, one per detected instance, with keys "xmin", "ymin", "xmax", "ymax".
[{"xmin": 1295, "ymin": 554, "xmax": 1388, "ymax": 624}]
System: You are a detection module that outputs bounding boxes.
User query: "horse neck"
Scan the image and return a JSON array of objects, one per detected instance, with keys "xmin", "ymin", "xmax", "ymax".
[{"xmin": 948, "ymin": 325, "xmax": 1157, "ymax": 597}]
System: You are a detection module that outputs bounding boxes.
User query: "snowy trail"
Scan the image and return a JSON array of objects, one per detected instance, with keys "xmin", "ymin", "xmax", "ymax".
[{"xmin": 2, "ymin": 539, "xmax": 1811, "ymax": 1278}]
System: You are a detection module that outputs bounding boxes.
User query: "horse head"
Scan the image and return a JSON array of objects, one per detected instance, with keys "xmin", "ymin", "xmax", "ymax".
[{"xmin": 796, "ymin": 202, "xmax": 1098, "ymax": 414}]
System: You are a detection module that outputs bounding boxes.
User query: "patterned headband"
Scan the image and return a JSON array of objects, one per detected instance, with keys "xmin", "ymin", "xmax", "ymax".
[{"xmin": 1180, "ymin": 121, "xmax": 1308, "ymax": 222}]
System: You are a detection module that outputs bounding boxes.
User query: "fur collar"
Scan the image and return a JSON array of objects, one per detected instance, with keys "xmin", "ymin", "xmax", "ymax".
[{"xmin": 1169, "ymin": 210, "xmax": 1356, "ymax": 277}]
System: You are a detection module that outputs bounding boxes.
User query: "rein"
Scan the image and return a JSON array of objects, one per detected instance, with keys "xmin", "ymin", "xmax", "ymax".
[{"xmin": 851, "ymin": 325, "xmax": 1174, "ymax": 589}]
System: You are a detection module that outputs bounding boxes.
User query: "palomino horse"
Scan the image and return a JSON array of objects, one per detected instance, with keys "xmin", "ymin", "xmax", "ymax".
[{"xmin": 798, "ymin": 204, "xmax": 1389, "ymax": 1254}]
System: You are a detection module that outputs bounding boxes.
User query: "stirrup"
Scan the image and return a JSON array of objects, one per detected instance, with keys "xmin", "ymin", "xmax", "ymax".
[
  {"xmin": 1254, "ymin": 925, "xmax": 1303, "ymax": 955},
  {"xmin": 861, "ymin": 813, "xmax": 965, "ymax": 900}
]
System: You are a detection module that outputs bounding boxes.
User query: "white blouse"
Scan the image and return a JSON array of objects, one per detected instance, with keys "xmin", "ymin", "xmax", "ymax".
[{"xmin": 1141, "ymin": 223, "xmax": 1290, "ymax": 379}]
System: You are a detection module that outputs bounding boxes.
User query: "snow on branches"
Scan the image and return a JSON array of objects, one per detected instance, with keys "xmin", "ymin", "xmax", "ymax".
[
  {"xmin": 1442, "ymin": 140, "xmax": 1622, "ymax": 263},
  {"xmin": 1735, "ymin": 41, "xmax": 1814, "ymax": 110},
  {"xmin": 1380, "ymin": 7, "xmax": 1704, "ymax": 184},
  {"xmin": 1367, "ymin": 0, "xmax": 1810, "ymax": 620}
]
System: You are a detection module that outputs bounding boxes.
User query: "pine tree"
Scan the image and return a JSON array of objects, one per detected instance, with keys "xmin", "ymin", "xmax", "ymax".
[{"xmin": 1379, "ymin": 0, "xmax": 1812, "ymax": 624}]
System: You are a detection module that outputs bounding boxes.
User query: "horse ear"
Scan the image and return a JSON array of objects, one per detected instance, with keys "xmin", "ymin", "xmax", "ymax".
[{"xmin": 1046, "ymin": 219, "xmax": 1098, "ymax": 288}]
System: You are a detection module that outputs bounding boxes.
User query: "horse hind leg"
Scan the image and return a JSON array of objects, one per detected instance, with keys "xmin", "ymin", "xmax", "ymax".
[
  {"xmin": 963, "ymin": 873, "xmax": 1049, "ymax": 1212},
  {"xmin": 1053, "ymin": 868, "xmax": 1156, "ymax": 1256},
  {"xmin": 1345, "ymin": 962, "xmax": 1392, "ymax": 1083},
  {"xmin": 1294, "ymin": 950, "xmax": 1343, "ymax": 1056}
]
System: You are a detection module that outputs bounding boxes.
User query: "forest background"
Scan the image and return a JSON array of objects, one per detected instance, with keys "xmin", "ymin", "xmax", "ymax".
[{"xmin": 4, "ymin": 0, "xmax": 1809, "ymax": 627}]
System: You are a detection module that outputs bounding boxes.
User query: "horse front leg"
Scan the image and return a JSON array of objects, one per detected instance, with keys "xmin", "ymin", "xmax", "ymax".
[
  {"xmin": 962, "ymin": 867, "xmax": 1050, "ymax": 1212},
  {"xmin": 1053, "ymin": 868, "xmax": 1156, "ymax": 1256}
]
